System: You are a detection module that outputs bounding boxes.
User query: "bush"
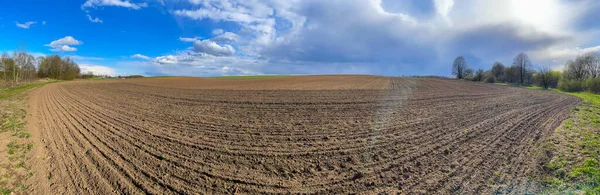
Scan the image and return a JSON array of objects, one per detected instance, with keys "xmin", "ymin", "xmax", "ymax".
[
  {"xmin": 485, "ymin": 76, "xmax": 495, "ymax": 83},
  {"xmin": 80, "ymin": 72, "xmax": 94, "ymax": 79},
  {"xmin": 586, "ymin": 78, "xmax": 600, "ymax": 94},
  {"xmin": 558, "ymin": 79, "xmax": 585, "ymax": 92}
]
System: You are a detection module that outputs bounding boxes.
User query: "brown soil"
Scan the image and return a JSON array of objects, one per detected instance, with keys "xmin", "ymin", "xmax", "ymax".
[{"xmin": 26, "ymin": 76, "xmax": 580, "ymax": 194}]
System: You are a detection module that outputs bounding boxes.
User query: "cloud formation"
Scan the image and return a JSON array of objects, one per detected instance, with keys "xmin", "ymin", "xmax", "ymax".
[
  {"xmin": 211, "ymin": 32, "xmax": 240, "ymax": 43},
  {"xmin": 53, "ymin": 45, "xmax": 78, "ymax": 52},
  {"xmin": 154, "ymin": 55, "xmax": 179, "ymax": 64},
  {"xmin": 45, "ymin": 36, "xmax": 83, "ymax": 52},
  {"xmin": 131, "ymin": 54, "xmax": 150, "ymax": 60},
  {"xmin": 79, "ymin": 64, "xmax": 118, "ymax": 76},
  {"xmin": 179, "ymin": 36, "xmax": 200, "ymax": 43},
  {"xmin": 82, "ymin": 0, "xmax": 148, "ymax": 10},
  {"xmin": 81, "ymin": 0, "xmax": 148, "ymax": 24},
  {"xmin": 15, "ymin": 21, "xmax": 36, "ymax": 29},
  {"xmin": 193, "ymin": 40, "xmax": 235, "ymax": 56},
  {"xmin": 162, "ymin": 0, "xmax": 600, "ymax": 76},
  {"xmin": 87, "ymin": 14, "xmax": 103, "ymax": 23}
]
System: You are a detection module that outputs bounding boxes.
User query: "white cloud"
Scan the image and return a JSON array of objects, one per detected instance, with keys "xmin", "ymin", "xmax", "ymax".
[
  {"xmin": 212, "ymin": 29, "xmax": 224, "ymax": 35},
  {"xmin": 131, "ymin": 54, "xmax": 150, "ymax": 60},
  {"xmin": 144, "ymin": 51, "xmax": 260, "ymax": 76},
  {"xmin": 188, "ymin": 0, "xmax": 202, "ymax": 5},
  {"xmin": 163, "ymin": 0, "xmax": 600, "ymax": 76},
  {"xmin": 87, "ymin": 14, "xmax": 103, "ymax": 23},
  {"xmin": 154, "ymin": 55, "xmax": 179, "ymax": 64},
  {"xmin": 45, "ymin": 36, "xmax": 83, "ymax": 52},
  {"xmin": 178, "ymin": 36, "xmax": 200, "ymax": 42},
  {"xmin": 66, "ymin": 55, "xmax": 104, "ymax": 61},
  {"xmin": 79, "ymin": 64, "xmax": 118, "ymax": 76},
  {"xmin": 173, "ymin": 0, "xmax": 277, "ymax": 49},
  {"xmin": 42, "ymin": 21, "xmax": 46, "ymax": 25},
  {"xmin": 46, "ymin": 36, "xmax": 83, "ymax": 47},
  {"xmin": 52, "ymin": 45, "xmax": 78, "ymax": 52},
  {"xmin": 15, "ymin": 21, "xmax": 36, "ymax": 29},
  {"xmin": 211, "ymin": 32, "xmax": 240, "ymax": 43},
  {"xmin": 434, "ymin": 0, "xmax": 454, "ymax": 24},
  {"xmin": 193, "ymin": 40, "xmax": 235, "ymax": 56},
  {"xmin": 531, "ymin": 45, "xmax": 600, "ymax": 63},
  {"xmin": 81, "ymin": 0, "xmax": 148, "ymax": 10}
]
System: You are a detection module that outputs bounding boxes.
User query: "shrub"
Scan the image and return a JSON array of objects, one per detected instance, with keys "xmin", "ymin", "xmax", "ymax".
[
  {"xmin": 558, "ymin": 79, "xmax": 585, "ymax": 92},
  {"xmin": 485, "ymin": 76, "xmax": 495, "ymax": 83},
  {"xmin": 586, "ymin": 78, "xmax": 600, "ymax": 94}
]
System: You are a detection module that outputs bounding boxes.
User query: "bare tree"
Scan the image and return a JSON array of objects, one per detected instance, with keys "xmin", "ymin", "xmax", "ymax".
[
  {"xmin": 0, "ymin": 52, "xmax": 7, "ymax": 82},
  {"xmin": 491, "ymin": 62, "xmax": 505, "ymax": 81},
  {"xmin": 580, "ymin": 52, "xmax": 600, "ymax": 78},
  {"xmin": 13, "ymin": 51, "xmax": 36, "ymax": 83},
  {"xmin": 536, "ymin": 67, "xmax": 551, "ymax": 89},
  {"xmin": 512, "ymin": 53, "xmax": 532, "ymax": 84},
  {"xmin": 452, "ymin": 56, "xmax": 468, "ymax": 79},
  {"xmin": 565, "ymin": 58, "xmax": 587, "ymax": 80}
]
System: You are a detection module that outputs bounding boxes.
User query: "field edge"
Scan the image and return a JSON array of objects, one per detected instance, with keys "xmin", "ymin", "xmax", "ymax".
[
  {"xmin": 0, "ymin": 81, "xmax": 58, "ymax": 194},
  {"xmin": 522, "ymin": 88, "xmax": 600, "ymax": 194}
]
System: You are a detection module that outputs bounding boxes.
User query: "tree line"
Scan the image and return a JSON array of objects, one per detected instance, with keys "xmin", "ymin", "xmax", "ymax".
[
  {"xmin": 0, "ymin": 51, "xmax": 81, "ymax": 87},
  {"xmin": 452, "ymin": 52, "xmax": 600, "ymax": 94}
]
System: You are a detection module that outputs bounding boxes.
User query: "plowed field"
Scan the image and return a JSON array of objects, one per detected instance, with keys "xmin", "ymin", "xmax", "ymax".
[{"xmin": 27, "ymin": 76, "xmax": 580, "ymax": 194}]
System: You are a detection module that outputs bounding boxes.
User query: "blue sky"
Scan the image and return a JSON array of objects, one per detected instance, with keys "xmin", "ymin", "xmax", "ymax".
[{"xmin": 1, "ymin": 0, "xmax": 600, "ymax": 76}]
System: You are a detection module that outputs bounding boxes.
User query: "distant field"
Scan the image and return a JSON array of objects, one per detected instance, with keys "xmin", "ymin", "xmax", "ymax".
[
  {"xmin": 210, "ymin": 75, "xmax": 290, "ymax": 79},
  {"xmin": 27, "ymin": 76, "xmax": 578, "ymax": 194},
  {"xmin": 121, "ymin": 75, "xmax": 393, "ymax": 90}
]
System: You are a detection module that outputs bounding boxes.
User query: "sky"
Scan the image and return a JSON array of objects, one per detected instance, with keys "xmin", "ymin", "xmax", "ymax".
[{"xmin": 1, "ymin": 0, "xmax": 600, "ymax": 77}]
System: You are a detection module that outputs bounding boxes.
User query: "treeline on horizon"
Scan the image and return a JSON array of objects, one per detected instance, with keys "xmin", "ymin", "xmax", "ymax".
[
  {"xmin": 0, "ymin": 51, "xmax": 82, "ymax": 87},
  {"xmin": 452, "ymin": 52, "xmax": 600, "ymax": 94}
]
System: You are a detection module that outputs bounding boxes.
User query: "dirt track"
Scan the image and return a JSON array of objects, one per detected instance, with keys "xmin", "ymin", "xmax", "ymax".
[{"xmin": 27, "ymin": 76, "xmax": 580, "ymax": 194}]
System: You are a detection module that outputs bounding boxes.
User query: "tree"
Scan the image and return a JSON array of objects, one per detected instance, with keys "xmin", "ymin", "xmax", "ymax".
[
  {"xmin": 491, "ymin": 62, "xmax": 505, "ymax": 81},
  {"xmin": 452, "ymin": 56, "xmax": 468, "ymax": 79},
  {"xmin": 512, "ymin": 53, "xmax": 532, "ymax": 84},
  {"xmin": 36, "ymin": 55, "xmax": 80, "ymax": 80},
  {"xmin": 0, "ymin": 52, "xmax": 8, "ymax": 81},
  {"xmin": 580, "ymin": 52, "xmax": 600, "ymax": 78},
  {"xmin": 474, "ymin": 68, "xmax": 484, "ymax": 81},
  {"xmin": 1, "ymin": 52, "xmax": 16, "ymax": 85},
  {"xmin": 564, "ymin": 59, "xmax": 587, "ymax": 80},
  {"xmin": 504, "ymin": 66, "xmax": 519, "ymax": 83},
  {"xmin": 13, "ymin": 51, "xmax": 36, "ymax": 82},
  {"xmin": 464, "ymin": 68, "xmax": 474, "ymax": 78},
  {"xmin": 536, "ymin": 67, "xmax": 552, "ymax": 89}
]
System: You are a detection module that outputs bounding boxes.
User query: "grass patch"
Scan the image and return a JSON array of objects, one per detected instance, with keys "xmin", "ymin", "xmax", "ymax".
[
  {"xmin": 0, "ymin": 81, "xmax": 57, "ymax": 100},
  {"xmin": 523, "ymin": 85, "xmax": 544, "ymax": 90},
  {"xmin": 1, "ymin": 118, "xmax": 24, "ymax": 133},
  {"xmin": 16, "ymin": 131, "xmax": 31, "ymax": 139},
  {"xmin": 0, "ymin": 81, "xmax": 53, "ymax": 193},
  {"xmin": 0, "ymin": 187, "xmax": 11, "ymax": 195},
  {"xmin": 524, "ymin": 86, "xmax": 600, "ymax": 194}
]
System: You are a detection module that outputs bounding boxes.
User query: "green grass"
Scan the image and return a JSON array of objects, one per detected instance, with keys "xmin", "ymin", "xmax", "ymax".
[
  {"xmin": 0, "ymin": 81, "xmax": 51, "ymax": 194},
  {"xmin": 523, "ymin": 85, "xmax": 544, "ymax": 90},
  {"xmin": 209, "ymin": 75, "xmax": 290, "ymax": 79},
  {"xmin": 523, "ymin": 86, "xmax": 600, "ymax": 194},
  {"xmin": 0, "ymin": 187, "xmax": 11, "ymax": 195},
  {"xmin": 0, "ymin": 81, "xmax": 58, "ymax": 100}
]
